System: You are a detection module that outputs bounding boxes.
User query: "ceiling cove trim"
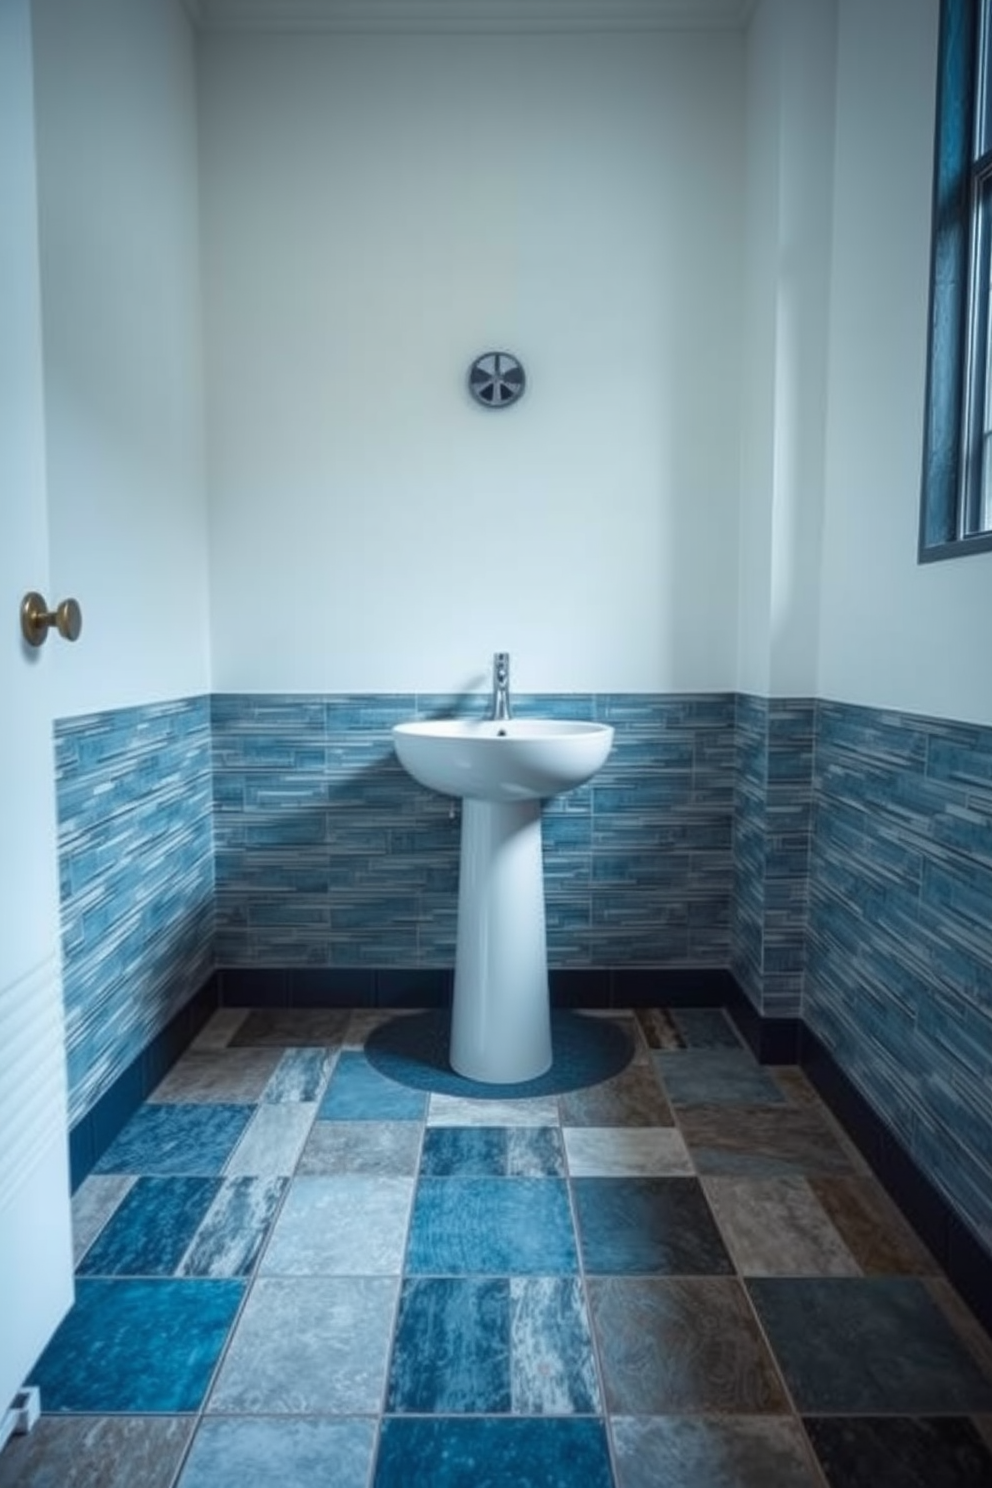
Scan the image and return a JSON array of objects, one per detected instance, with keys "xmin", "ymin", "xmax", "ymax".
[{"xmin": 195, "ymin": 0, "xmax": 756, "ymax": 34}]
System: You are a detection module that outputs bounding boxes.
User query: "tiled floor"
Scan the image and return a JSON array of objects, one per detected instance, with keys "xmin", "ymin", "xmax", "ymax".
[{"xmin": 4, "ymin": 1005, "xmax": 992, "ymax": 1487}]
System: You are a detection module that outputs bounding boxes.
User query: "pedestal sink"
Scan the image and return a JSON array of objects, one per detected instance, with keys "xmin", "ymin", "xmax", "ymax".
[{"xmin": 392, "ymin": 718, "xmax": 614, "ymax": 1083}]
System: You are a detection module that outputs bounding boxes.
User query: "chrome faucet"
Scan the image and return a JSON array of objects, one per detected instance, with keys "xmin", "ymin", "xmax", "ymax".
[{"xmin": 491, "ymin": 652, "xmax": 512, "ymax": 720}]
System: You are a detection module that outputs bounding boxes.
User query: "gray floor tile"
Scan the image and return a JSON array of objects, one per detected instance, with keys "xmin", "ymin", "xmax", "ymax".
[
  {"xmin": 71, "ymin": 1175, "xmax": 135, "ymax": 1265},
  {"xmin": 224, "ymin": 1103, "xmax": 317, "ymax": 1176},
  {"xmin": 259, "ymin": 1174, "xmax": 413, "ymax": 1274},
  {"xmin": 611, "ymin": 1415, "xmax": 821, "ymax": 1488},
  {"xmin": 559, "ymin": 1062, "xmax": 673, "ymax": 1127},
  {"xmin": 150, "ymin": 1048, "xmax": 282, "ymax": 1102},
  {"xmin": 177, "ymin": 1416, "xmax": 376, "ymax": 1488},
  {"xmin": 207, "ymin": 1275, "xmax": 398, "ymax": 1413},
  {"xmin": 0, "ymin": 1417, "xmax": 193, "ymax": 1488},
  {"xmin": 563, "ymin": 1126, "xmax": 693, "ymax": 1177},
  {"xmin": 297, "ymin": 1119, "xmax": 422, "ymax": 1175},
  {"xmin": 704, "ymin": 1176, "xmax": 861, "ymax": 1276}
]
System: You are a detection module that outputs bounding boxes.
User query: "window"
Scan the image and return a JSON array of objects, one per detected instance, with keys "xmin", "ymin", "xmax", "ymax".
[{"xmin": 920, "ymin": 0, "xmax": 992, "ymax": 560}]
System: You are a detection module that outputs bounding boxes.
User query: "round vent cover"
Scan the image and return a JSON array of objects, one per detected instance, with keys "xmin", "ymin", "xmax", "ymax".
[{"xmin": 468, "ymin": 351, "xmax": 526, "ymax": 409}]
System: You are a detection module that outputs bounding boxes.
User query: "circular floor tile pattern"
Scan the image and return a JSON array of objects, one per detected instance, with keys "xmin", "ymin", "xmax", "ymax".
[{"xmin": 365, "ymin": 1010, "xmax": 633, "ymax": 1099}]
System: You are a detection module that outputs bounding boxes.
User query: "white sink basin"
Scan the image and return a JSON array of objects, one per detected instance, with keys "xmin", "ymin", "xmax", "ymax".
[{"xmin": 392, "ymin": 718, "xmax": 614, "ymax": 803}]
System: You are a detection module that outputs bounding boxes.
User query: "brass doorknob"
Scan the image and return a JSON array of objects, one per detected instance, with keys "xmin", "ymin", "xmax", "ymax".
[{"xmin": 20, "ymin": 592, "xmax": 83, "ymax": 647}]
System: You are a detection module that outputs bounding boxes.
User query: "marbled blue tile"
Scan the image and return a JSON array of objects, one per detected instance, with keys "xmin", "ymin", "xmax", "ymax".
[
  {"xmin": 78, "ymin": 1177, "xmax": 220, "ymax": 1276},
  {"xmin": 405, "ymin": 1178, "xmax": 578, "ymax": 1275},
  {"xmin": 94, "ymin": 1104, "xmax": 254, "ymax": 1175},
  {"xmin": 177, "ymin": 1417, "xmax": 376, "ymax": 1488},
  {"xmin": 420, "ymin": 1126, "xmax": 506, "ymax": 1176},
  {"xmin": 510, "ymin": 1277, "xmax": 600, "ymax": 1414},
  {"xmin": 507, "ymin": 1127, "xmax": 566, "ymax": 1177},
  {"xmin": 654, "ymin": 1050, "xmax": 786, "ymax": 1106},
  {"xmin": 262, "ymin": 1047, "xmax": 334, "ymax": 1102},
  {"xmin": 180, "ymin": 1177, "xmax": 286, "ymax": 1276},
  {"xmin": 573, "ymin": 1177, "xmax": 734, "ymax": 1276},
  {"xmin": 29, "ymin": 1278, "xmax": 244, "ymax": 1412},
  {"xmin": 747, "ymin": 1277, "xmax": 992, "ymax": 1413},
  {"xmin": 386, "ymin": 1277, "xmax": 511, "ymax": 1413},
  {"xmin": 318, "ymin": 1052, "xmax": 427, "ymax": 1121},
  {"xmin": 373, "ymin": 1418, "xmax": 614, "ymax": 1488}
]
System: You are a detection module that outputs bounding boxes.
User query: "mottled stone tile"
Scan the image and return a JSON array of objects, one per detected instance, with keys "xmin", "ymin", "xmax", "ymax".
[
  {"xmin": 177, "ymin": 1417, "xmax": 375, "ymax": 1488},
  {"xmin": 190, "ymin": 1008, "xmax": 249, "ymax": 1052},
  {"xmin": 78, "ymin": 1177, "xmax": 220, "ymax": 1277},
  {"xmin": 507, "ymin": 1126, "xmax": 566, "ymax": 1177},
  {"xmin": 386, "ymin": 1277, "xmax": 511, "ymax": 1413},
  {"xmin": 808, "ymin": 1175, "xmax": 937, "ymax": 1275},
  {"xmin": 803, "ymin": 1415, "xmax": 992, "ymax": 1488},
  {"xmin": 319, "ymin": 1052, "xmax": 427, "ymax": 1121},
  {"xmin": 678, "ymin": 1104, "xmax": 855, "ymax": 1177},
  {"xmin": 611, "ymin": 1415, "xmax": 821, "ymax": 1488},
  {"xmin": 559, "ymin": 1062, "xmax": 673, "ymax": 1128},
  {"xmin": 748, "ymin": 1277, "xmax": 992, "ymax": 1414},
  {"xmin": 704, "ymin": 1177, "xmax": 861, "ymax": 1276},
  {"xmin": 634, "ymin": 1008, "xmax": 685, "ymax": 1050},
  {"xmin": 654, "ymin": 1049, "xmax": 785, "ymax": 1106},
  {"xmin": 224, "ymin": 1103, "xmax": 316, "ymax": 1177},
  {"xmin": 179, "ymin": 1177, "xmax": 286, "ymax": 1277},
  {"xmin": 0, "ymin": 1416, "xmax": 193, "ymax": 1488},
  {"xmin": 420, "ymin": 1126, "xmax": 506, "ymax": 1176},
  {"xmin": 72, "ymin": 1174, "xmax": 135, "ymax": 1265},
  {"xmin": 94, "ymin": 1104, "xmax": 254, "ymax": 1176},
  {"xmin": 574, "ymin": 1177, "xmax": 733, "ymax": 1276},
  {"xmin": 428, "ymin": 1093, "xmax": 560, "ymax": 1127},
  {"xmin": 259, "ymin": 1175, "xmax": 413, "ymax": 1275},
  {"xmin": 231, "ymin": 1008, "xmax": 351, "ymax": 1047},
  {"xmin": 262, "ymin": 1047, "xmax": 336, "ymax": 1103},
  {"xmin": 563, "ymin": 1126, "xmax": 693, "ymax": 1177},
  {"xmin": 670, "ymin": 1007, "xmax": 744, "ymax": 1049},
  {"xmin": 589, "ymin": 1277, "xmax": 787, "ymax": 1415},
  {"xmin": 150, "ymin": 1048, "xmax": 282, "ymax": 1103},
  {"xmin": 406, "ymin": 1178, "xmax": 578, "ymax": 1275},
  {"xmin": 30, "ymin": 1278, "xmax": 245, "ymax": 1412},
  {"xmin": 207, "ymin": 1276, "xmax": 397, "ymax": 1414},
  {"xmin": 510, "ymin": 1276, "xmax": 600, "ymax": 1414},
  {"xmin": 297, "ymin": 1120, "xmax": 422, "ymax": 1176},
  {"xmin": 373, "ymin": 1419, "xmax": 614, "ymax": 1488}
]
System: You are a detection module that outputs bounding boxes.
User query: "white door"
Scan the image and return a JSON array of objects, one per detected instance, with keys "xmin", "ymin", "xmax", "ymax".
[{"xmin": 0, "ymin": 0, "xmax": 74, "ymax": 1418}]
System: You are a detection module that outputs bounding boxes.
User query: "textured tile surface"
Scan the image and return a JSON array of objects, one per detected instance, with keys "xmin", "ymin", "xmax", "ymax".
[
  {"xmin": 259, "ymin": 1175, "xmax": 413, "ymax": 1275},
  {"xmin": 78, "ymin": 1176, "xmax": 220, "ymax": 1276},
  {"xmin": 151, "ymin": 1049, "xmax": 282, "ymax": 1103},
  {"xmin": 574, "ymin": 1177, "xmax": 734, "ymax": 1275},
  {"xmin": 177, "ymin": 1418, "xmax": 376, "ymax": 1488},
  {"xmin": 563, "ymin": 1126, "xmax": 693, "ymax": 1177},
  {"xmin": 654, "ymin": 1048, "xmax": 786, "ymax": 1106},
  {"xmin": 611, "ymin": 1415, "xmax": 820, "ymax": 1488},
  {"xmin": 319, "ymin": 1051, "xmax": 428, "ymax": 1121},
  {"xmin": 297, "ymin": 1119, "xmax": 422, "ymax": 1175},
  {"xmin": 679, "ymin": 1103, "xmax": 855, "ymax": 1177},
  {"xmin": 406, "ymin": 1178, "xmax": 578, "ymax": 1275},
  {"xmin": 589, "ymin": 1276, "xmax": 787, "ymax": 1414},
  {"xmin": 803, "ymin": 1415, "xmax": 992, "ymax": 1488},
  {"xmin": 703, "ymin": 1176, "xmax": 861, "ymax": 1276},
  {"xmin": 748, "ymin": 1277, "xmax": 992, "ymax": 1414},
  {"xmin": 558, "ymin": 1062, "xmax": 674, "ymax": 1127},
  {"xmin": 386, "ymin": 1277, "xmax": 511, "ymax": 1414},
  {"xmin": 94, "ymin": 1104, "xmax": 254, "ymax": 1176},
  {"xmin": 223, "ymin": 1102, "xmax": 316, "ymax": 1176},
  {"xmin": 373, "ymin": 1417, "xmax": 615, "ymax": 1488},
  {"xmin": 0, "ymin": 1417, "xmax": 194, "ymax": 1488}
]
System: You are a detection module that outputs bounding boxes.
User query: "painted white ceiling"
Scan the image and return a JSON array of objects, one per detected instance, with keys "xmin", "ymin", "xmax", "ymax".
[{"xmin": 187, "ymin": 0, "xmax": 756, "ymax": 33}]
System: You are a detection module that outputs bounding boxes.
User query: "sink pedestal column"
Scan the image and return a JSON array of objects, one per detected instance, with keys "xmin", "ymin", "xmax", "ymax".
[{"xmin": 450, "ymin": 797, "xmax": 553, "ymax": 1083}]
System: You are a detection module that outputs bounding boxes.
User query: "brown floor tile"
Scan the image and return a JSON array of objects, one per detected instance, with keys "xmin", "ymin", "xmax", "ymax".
[
  {"xmin": 150, "ymin": 1048, "xmax": 283, "ymax": 1103},
  {"xmin": 588, "ymin": 1276, "xmax": 788, "ymax": 1414},
  {"xmin": 559, "ymin": 1062, "xmax": 674, "ymax": 1128},
  {"xmin": 704, "ymin": 1176, "xmax": 861, "ymax": 1276},
  {"xmin": 677, "ymin": 1104, "xmax": 856, "ymax": 1177},
  {"xmin": 634, "ymin": 1008, "xmax": 684, "ymax": 1051},
  {"xmin": 230, "ymin": 1009, "xmax": 352, "ymax": 1047},
  {"xmin": 0, "ymin": 1416, "xmax": 193, "ymax": 1488},
  {"xmin": 808, "ymin": 1175, "xmax": 938, "ymax": 1276}
]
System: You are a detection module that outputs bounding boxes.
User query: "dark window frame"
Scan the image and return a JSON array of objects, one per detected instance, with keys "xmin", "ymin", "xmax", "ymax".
[{"xmin": 920, "ymin": 0, "xmax": 992, "ymax": 561}]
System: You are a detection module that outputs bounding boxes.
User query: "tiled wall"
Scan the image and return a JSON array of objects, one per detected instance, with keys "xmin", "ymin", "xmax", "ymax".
[
  {"xmin": 211, "ymin": 692, "xmax": 736, "ymax": 971},
  {"xmin": 731, "ymin": 696, "xmax": 814, "ymax": 1019},
  {"xmin": 806, "ymin": 699, "xmax": 992, "ymax": 1261},
  {"xmin": 55, "ymin": 698, "xmax": 214, "ymax": 1127}
]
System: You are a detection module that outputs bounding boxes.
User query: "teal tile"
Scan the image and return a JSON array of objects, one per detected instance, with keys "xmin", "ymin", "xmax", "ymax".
[
  {"xmin": 78, "ymin": 1177, "xmax": 220, "ymax": 1276},
  {"xmin": 318, "ymin": 1052, "xmax": 427, "ymax": 1121},
  {"xmin": 386, "ymin": 1278, "xmax": 511, "ymax": 1413},
  {"xmin": 373, "ymin": 1418, "xmax": 613, "ymax": 1488},
  {"xmin": 406, "ymin": 1179, "xmax": 578, "ymax": 1275},
  {"xmin": 93, "ymin": 1105, "xmax": 254, "ymax": 1175}
]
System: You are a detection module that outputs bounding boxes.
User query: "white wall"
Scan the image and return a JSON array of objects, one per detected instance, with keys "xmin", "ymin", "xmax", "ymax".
[
  {"xmin": 818, "ymin": 0, "xmax": 992, "ymax": 728},
  {"xmin": 199, "ymin": 31, "xmax": 745, "ymax": 696},
  {"xmin": 738, "ymin": 0, "xmax": 836, "ymax": 699},
  {"xmin": 32, "ymin": 0, "xmax": 211, "ymax": 717}
]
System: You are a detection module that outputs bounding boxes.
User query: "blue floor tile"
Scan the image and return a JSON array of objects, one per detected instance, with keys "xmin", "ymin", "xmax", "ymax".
[
  {"xmin": 180, "ymin": 1177, "xmax": 287, "ymax": 1276},
  {"xmin": 405, "ymin": 1179, "xmax": 578, "ymax": 1275},
  {"xmin": 419, "ymin": 1127, "xmax": 565, "ymax": 1178},
  {"xmin": 573, "ymin": 1178, "xmax": 735, "ymax": 1275},
  {"xmin": 318, "ymin": 1052, "xmax": 428, "ymax": 1121},
  {"xmin": 263, "ymin": 1048, "xmax": 333, "ymax": 1103},
  {"xmin": 78, "ymin": 1177, "xmax": 220, "ymax": 1276},
  {"xmin": 748, "ymin": 1278, "xmax": 992, "ymax": 1414},
  {"xmin": 653, "ymin": 1050, "xmax": 785, "ymax": 1105},
  {"xmin": 93, "ymin": 1104, "xmax": 254, "ymax": 1175},
  {"xmin": 386, "ymin": 1278, "xmax": 511, "ymax": 1413},
  {"xmin": 373, "ymin": 1417, "xmax": 614, "ymax": 1488},
  {"xmin": 29, "ymin": 1278, "xmax": 245, "ymax": 1413}
]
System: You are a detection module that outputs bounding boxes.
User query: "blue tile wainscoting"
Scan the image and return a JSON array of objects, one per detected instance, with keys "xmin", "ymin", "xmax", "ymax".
[{"xmin": 51, "ymin": 690, "xmax": 992, "ymax": 1337}]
